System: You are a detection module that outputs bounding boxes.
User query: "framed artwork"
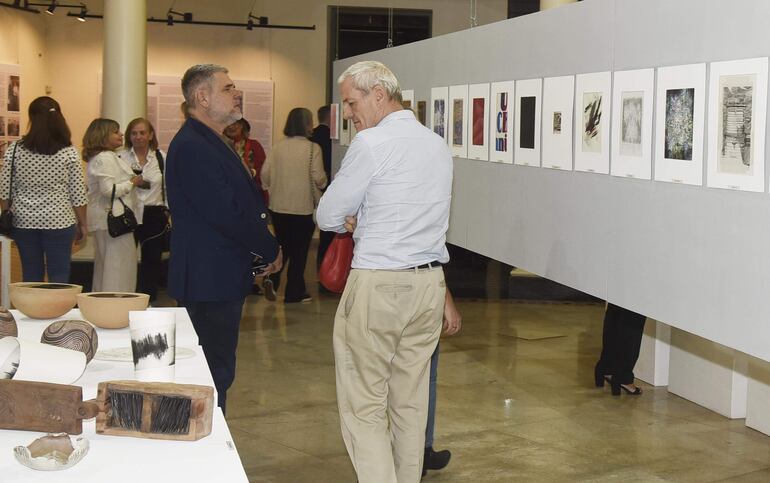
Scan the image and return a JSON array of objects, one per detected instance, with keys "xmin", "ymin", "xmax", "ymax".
[
  {"xmin": 611, "ymin": 68, "xmax": 654, "ymax": 179},
  {"xmin": 329, "ymin": 103, "xmax": 339, "ymax": 140},
  {"xmin": 654, "ymin": 63, "xmax": 706, "ymax": 186},
  {"xmin": 467, "ymin": 83, "xmax": 490, "ymax": 161},
  {"xmin": 542, "ymin": 75, "xmax": 574, "ymax": 171},
  {"xmin": 401, "ymin": 89, "xmax": 415, "ymax": 110},
  {"xmin": 340, "ymin": 116, "xmax": 350, "ymax": 146},
  {"xmin": 514, "ymin": 78, "xmax": 542, "ymax": 167},
  {"xmin": 448, "ymin": 85, "xmax": 468, "ymax": 158},
  {"xmin": 574, "ymin": 71, "xmax": 611, "ymax": 174},
  {"xmin": 489, "ymin": 80, "xmax": 515, "ymax": 164},
  {"xmin": 706, "ymin": 57, "xmax": 768, "ymax": 193},
  {"xmin": 430, "ymin": 87, "xmax": 449, "ymax": 143},
  {"xmin": 417, "ymin": 100, "xmax": 427, "ymax": 125}
]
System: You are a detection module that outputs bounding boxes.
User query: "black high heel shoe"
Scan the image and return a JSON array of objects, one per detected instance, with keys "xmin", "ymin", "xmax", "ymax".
[
  {"xmin": 610, "ymin": 380, "xmax": 642, "ymax": 396},
  {"xmin": 594, "ymin": 363, "xmax": 606, "ymax": 387}
]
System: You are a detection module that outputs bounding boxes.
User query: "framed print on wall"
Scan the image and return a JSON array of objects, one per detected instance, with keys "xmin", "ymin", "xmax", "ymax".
[
  {"xmin": 706, "ymin": 57, "xmax": 768, "ymax": 193},
  {"xmin": 467, "ymin": 83, "xmax": 490, "ymax": 161},
  {"xmin": 430, "ymin": 86, "xmax": 449, "ymax": 143},
  {"xmin": 542, "ymin": 75, "xmax": 574, "ymax": 171},
  {"xmin": 574, "ymin": 71, "xmax": 611, "ymax": 174},
  {"xmin": 611, "ymin": 68, "xmax": 654, "ymax": 179},
  {"xmin": 489, "ymin": 80, "xmax": 514, "ymax": 164},
  {"xmin": 401, "ymin": 89, "xmax": 415, "ymax": 109},
  {"xmin": 653, "ymin": 63, "xmax": 706, "ymax": 186},
  {"xmin": 514, "ymin": 78, "xmax": 542, "ymax": 167},
  {"xmin": 448, "ymin": 84, "xmax": 469, "ymax": 158}
]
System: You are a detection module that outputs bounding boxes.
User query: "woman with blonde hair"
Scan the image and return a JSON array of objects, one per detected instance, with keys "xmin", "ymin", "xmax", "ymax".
[
  {"xmin": 119, "ymin": 117, "xmax": 168, "ymax": 302},
  {"xmin": 83, "ymin": 118, "xmax": 144, "ymax": 292},
  {"xmin": 0, "ymin": 96, "xmax": 87, "ymax": 282},
  {"xmin": 261, "ymin": 107, "xmax": 327, "ymax": 303}
]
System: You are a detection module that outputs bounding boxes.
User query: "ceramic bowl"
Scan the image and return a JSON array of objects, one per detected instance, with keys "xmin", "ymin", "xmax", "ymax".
[
  {"xmin": 0, "ymin": 306, "xmax": 17, "ymax": 337},
  {"xmin": 14, "ymin": 433, "xmax": 89, "ymax": 471},
  {"xmin": 40, "ymin": 320, "xmax": 99, "ymax": 363},
  {"xmin": 9, "ymin": 283, "xmax": 82, "ymax": 320},
  {"xmin": 76, "ymin": 292, "xmax": 150, "ymax": 329}
]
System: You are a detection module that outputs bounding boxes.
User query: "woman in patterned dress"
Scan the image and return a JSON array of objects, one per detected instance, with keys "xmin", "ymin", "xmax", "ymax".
[{"xmin": 0, "ymin": 96, "xmax": 88, "ymax": 282}]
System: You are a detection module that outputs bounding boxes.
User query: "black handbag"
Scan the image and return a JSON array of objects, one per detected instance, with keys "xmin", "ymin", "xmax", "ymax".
[
  {"xmin": 107, "ymin": 184, "xmax": 138, "ymax": 238},
  {"xmin": 0, "ymin": 142, "xmax": 18, "ymax": 237}
]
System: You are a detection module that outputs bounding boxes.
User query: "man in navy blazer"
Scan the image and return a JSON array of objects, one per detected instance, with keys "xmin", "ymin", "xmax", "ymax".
[{"xmin": 166, "ymin": 64, "xmax": 282, "ymax": 412}]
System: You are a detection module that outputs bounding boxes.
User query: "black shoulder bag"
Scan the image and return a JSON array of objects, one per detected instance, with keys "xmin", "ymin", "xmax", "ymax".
[
  {"xmin": 107, "ymin": 184, "xmax": 138, "ymax": 238},
  {"xmin": 0, "ymin": 142, "xmax": 18, "ymax": 236}
]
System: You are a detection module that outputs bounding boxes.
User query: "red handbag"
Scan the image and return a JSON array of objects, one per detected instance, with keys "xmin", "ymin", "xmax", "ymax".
[{"xmin": 319, "ymin": 233, "xmax": 354, "ymax": 293}]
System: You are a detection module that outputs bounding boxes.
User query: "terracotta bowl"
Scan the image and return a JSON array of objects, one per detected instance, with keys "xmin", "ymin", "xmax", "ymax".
[
  {"xmin": 76, "ymin": 292, "xmax": 150, "ymax": 329},
  {"xmin": 9, "ymin": 283, "xmax": 83, "ymax": 319}
]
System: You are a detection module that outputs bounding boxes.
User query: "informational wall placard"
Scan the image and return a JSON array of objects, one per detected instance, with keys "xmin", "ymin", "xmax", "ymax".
[
  {"xmin": 574, "ymin": 71, "xmax": 611, "ymax": 174},
  {"xmin": 542, "ymin": 75, "xmax": 574, "ymax": 171},
  {"xmin": 146, "ymin": 75, "xmax": 185, "ymax": 153},
  {"xmin": 611, "ymin": 68, "xmax": 654, "ymax": 180},
  {"xmin": 237, "ymin": 78, "xmax": 274, "ymax": 155},
  {"xmin": 653, "ymin": 63, "xmax": 706, "ymax": 186},
  {"xmin": 514, "ymin": 78, "xmax": 542, "ymax": 167},
  {"xmin": 0, "ymin": 63, "xmax": 22, "ymax": 161},
  {"xmin": 706, "ymin": 57, "xmax": 768, "ymax": 193},
  {"xmin": 489, "ymin": 81, "xmax": 514, "ymax": 164},
  {"xmin": 467, "ymin": 83, "xmax": 490, "ymax": 161}
]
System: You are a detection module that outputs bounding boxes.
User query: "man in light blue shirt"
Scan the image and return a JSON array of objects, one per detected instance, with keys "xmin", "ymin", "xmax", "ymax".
[{"xmin": 317, "ymin": 61, "xmax": 454, "ymax": 483}]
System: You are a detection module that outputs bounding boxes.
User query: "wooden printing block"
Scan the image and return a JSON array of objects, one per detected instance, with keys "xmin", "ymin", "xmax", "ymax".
[
  {"xmin": 96, "ymin": 380, "xmax": 214, "ymax": 441},
  {"xmin": 0, "ymin": 380, "xmax": 99, "ymax": 434}
]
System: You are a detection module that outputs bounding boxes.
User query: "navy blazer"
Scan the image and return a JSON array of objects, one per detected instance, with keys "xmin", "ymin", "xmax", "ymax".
[{"xmin": 166, "ymin": 117, "xmax": 278, "ymax": 302}]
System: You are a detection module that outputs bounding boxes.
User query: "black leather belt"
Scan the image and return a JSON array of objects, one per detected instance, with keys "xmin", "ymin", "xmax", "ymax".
[{"xmin": 410, "ymin": 261, "xmax": 441, "ymax": 270}]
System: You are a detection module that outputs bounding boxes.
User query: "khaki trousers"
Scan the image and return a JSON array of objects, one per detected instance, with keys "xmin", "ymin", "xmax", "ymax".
[{"xmin": 334, "ymin": 267, "xmax": 445, "ymax": 483}]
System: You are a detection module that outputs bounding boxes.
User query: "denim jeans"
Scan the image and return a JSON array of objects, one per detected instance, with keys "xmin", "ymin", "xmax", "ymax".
[
  {"xmin": 12, "ymin": 225, "xmax": 77, "ymax": 282},
  {"xmin": 425, "ymin": 342, "xmax": 440, "ymax": 448}
]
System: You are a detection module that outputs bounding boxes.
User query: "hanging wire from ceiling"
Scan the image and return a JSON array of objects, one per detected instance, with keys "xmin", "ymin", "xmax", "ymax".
[
  {"xmin": 469, "ymin": 0, "xmax": 478, "ymax": 28},
  {"xmin": 386, "ymin": 7, "xmax": 394, "ymax": 48}
]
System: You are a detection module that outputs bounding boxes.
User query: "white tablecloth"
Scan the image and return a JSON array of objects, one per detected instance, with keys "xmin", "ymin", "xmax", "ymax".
[{"xmin": 0, "ymin": 307, "xmax": 248, "ymax": 482}]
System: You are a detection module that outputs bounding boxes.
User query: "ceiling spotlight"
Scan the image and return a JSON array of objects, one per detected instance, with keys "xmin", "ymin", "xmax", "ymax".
[
  {"xmin": 247, "ymin": 12, "xmax": 268, "ymax": 28},
  {"xmin": 77, "ymin": 6, "xmax": 86, "ymax": 21},
  {"xmin": 45, "ymin": 0, "xmax": 56, "ymax": 14}
]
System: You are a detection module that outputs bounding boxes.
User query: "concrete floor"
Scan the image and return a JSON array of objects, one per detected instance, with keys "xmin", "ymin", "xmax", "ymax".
[{"xmin": 198, "ymin": 290, "xmax": 770, "ymax": 483}]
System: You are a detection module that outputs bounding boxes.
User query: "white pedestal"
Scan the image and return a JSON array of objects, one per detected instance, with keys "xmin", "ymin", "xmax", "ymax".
[
  {"xmin": 668, "ymin": 328, "xmax": 748, "ymax": 419},
  {"xmin": 746, "ymin": 357, "xmax": 770, "ymax": 436},
  {"xmin": 634, "ymin": 319, "xmax": 670, "ymax": 386}
]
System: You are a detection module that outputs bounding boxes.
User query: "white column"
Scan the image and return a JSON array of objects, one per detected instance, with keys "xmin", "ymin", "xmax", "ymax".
[
  {"xmin": 102, "ymin": 0, "xmax": 146, "ymax": 129},
  {"xmin": 540, "ymin": 0, "xmax": 577, "ymax": 11}
]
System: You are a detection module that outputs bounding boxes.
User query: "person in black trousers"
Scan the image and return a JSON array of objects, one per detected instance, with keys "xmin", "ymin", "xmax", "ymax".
[
  {"xmin": 311, "ymin": 105, "xmax": 334, "ymax": 270},
  {"xmin": 594, "ymin": 303, "xmax": 647, "ymax": 395}
]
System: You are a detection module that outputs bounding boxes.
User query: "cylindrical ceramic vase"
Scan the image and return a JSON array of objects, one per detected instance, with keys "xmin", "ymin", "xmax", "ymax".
[{"xmin": 128, "ymin": 311, "xmax": 176, "ymax": 382}]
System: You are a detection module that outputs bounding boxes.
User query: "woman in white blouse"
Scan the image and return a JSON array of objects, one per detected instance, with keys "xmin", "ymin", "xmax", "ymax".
[
  {"xmin": 0, "ymin": 96, "xmax": 88, "ymax": 282},
  {"xmin": 83, "ymin": 118, "xmax": 144, "ymax": 292},
  {"xmin": 119, "ymin": 118, "xmax": 168, "ymax": 302}
]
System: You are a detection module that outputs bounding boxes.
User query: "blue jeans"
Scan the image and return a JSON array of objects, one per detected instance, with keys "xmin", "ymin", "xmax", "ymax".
[
  {"xmin": 178, "ymin": 298, "xmax": 245, "ymax": 414},
  {"xmin": 425, "ymin": 342, "xmax": 440, "ymax": 448},
  {"xmin": 12, "ymin": 225, "xmax": 77, "ymax": 282}
]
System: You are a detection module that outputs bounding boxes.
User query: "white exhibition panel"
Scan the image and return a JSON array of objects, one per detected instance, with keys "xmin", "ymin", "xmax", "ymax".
[
  {"xmin": 331, "ymin": 0, "xmax": 770, "ymax": 363},
  {"xmin": 611, "ymin": 68, "xmax": 654, "ymax": 180},
  {"xmin": 2, "ymin": 308, "xmax": 247, "ymax": 482},
  {"xmin": 542, "ymin": 75, "xmax": 575, "ymax": 171}
]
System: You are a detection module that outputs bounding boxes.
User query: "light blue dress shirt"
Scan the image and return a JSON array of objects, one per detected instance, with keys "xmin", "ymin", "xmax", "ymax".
[{"xmin": 316, "ymin": 109, "xmax": 453, "ymax": 269}]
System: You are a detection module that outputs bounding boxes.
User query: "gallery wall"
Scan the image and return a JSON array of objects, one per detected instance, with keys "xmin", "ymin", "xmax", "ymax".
[
  {"xmin": 332, "ymin": 0, "xmax": 770, "ymax": 362},
  {"xmin": 0, "ymin": 0, "xmax": 507, "ymax": 148}
]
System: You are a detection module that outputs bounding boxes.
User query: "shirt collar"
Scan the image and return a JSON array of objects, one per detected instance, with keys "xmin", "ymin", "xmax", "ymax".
[{"xmin": 377, "ymin": 108, "xmax": 414, "ymax": 127}]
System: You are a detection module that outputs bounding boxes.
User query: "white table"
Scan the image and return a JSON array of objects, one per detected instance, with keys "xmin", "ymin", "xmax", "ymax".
[{"xmin": 0, "ymin": 308, "xmax": 248, "ymax": 482}]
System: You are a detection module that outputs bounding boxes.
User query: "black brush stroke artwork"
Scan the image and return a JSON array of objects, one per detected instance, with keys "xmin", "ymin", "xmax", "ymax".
[
  {"xmin": 584, "ymin": 96, "xmax": 602, "ymax": 141},
  {"xmin": 520, "ymin": 96, "xmax": 536, "ymax": 149},
  {"xmin": 131, "ymin": 333, "xmax": 170, "ymax": 364}
]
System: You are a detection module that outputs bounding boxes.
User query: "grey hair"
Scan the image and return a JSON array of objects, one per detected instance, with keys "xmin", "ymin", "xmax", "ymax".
[
  {"xmin": 337, "ymin": 61, "xmax": 402, "ymax": 103},
  {"xmin": 181, "ymin": 64, "xmax": 228, "ymax": 108}
]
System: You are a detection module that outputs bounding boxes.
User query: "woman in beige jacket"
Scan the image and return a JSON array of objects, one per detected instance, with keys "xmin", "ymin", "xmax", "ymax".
[{"xmin": 261, "ymin": 108, "xmax": 327, "ymax": 303}]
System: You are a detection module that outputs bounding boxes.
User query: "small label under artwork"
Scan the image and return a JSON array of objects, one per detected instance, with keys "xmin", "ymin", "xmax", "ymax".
[
  {"xmin": 551, "ymin": 165, "xmax": 561, "ymax": 169},
  {"xmin": 671, "ymin": 178, "xmax": 683, "ymax": 183},
  {"xmin": 727, "ymin": 185, "xmax": 741, "ymax": 190},
  {"xmin": 587, "ymin": 168, "xmax": 595, "ymax": 173},
  {"xmin": 625, "ymin": 173, "xmax": 635, "ymax": 178},
  {"xmin": 226, "ymin": 440, "xmax": 236, "ymax": 451}
]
